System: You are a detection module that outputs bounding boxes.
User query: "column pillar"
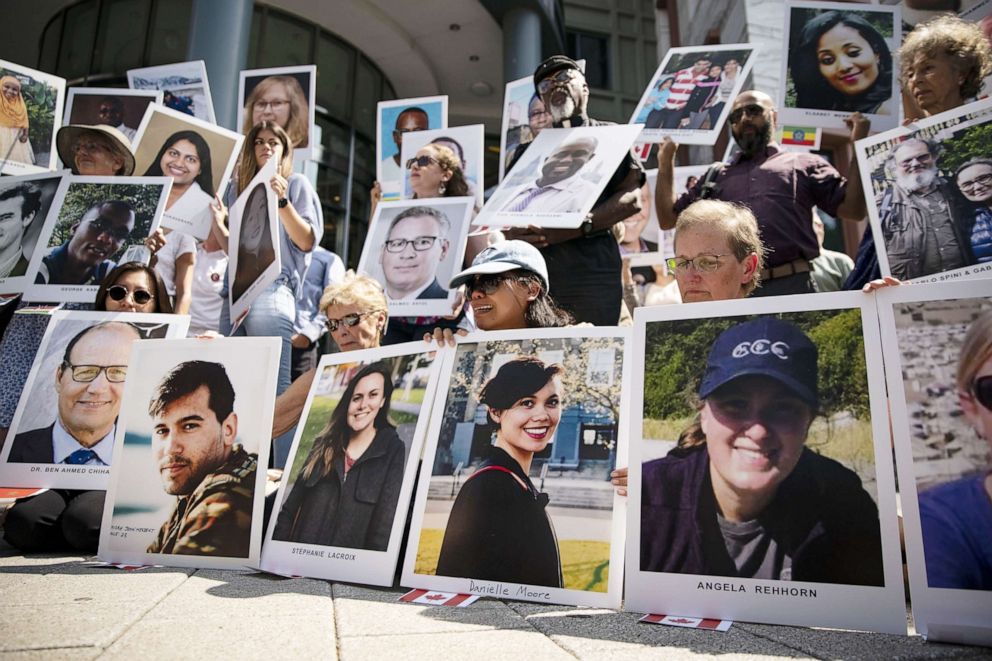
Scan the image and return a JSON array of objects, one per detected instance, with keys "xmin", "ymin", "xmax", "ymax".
[
  {"xmin": 186, "ymin": 0, "xmax": 253, "ymax": 130},
  {"xmin": 503, "ymin": 6, "xmax": 542, "ymax": 83}
]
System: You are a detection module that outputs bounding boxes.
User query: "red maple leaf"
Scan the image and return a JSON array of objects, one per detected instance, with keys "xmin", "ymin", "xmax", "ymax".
[
  {"xmin": 669, "ymin": 618, "xmax": 695, "ymax": 624},
  {"xmin": 425, "ymin": 593, "xmax": 448, "ymax": 601}
]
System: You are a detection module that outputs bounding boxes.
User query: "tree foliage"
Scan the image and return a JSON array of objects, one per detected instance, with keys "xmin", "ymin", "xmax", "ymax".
[
  {"xmin": 940, "ymin": 123, "xmax": 992, "ymax": 174},
  {"xmin": 49, "ymin": 182, "xmax": 163, "ymax": 250},
  {"xmin": 643, "ymin": 309, "xmax": 869, "ymax": 421}
]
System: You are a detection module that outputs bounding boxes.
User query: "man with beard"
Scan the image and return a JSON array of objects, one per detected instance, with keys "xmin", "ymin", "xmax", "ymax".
[
  {"xmin": 503, "ymin": 56, "xmax": 645, "ymax": 326},
  {"xmin": 500, "ymin": 135, "xmax": 598, "ymax": 213},
  {"xmin": 655, "ymin": 90, "xmax": 869, "ymax": 296},
  {"xmin": 36, "ymin": 200, "xmax": 135, "ymax": 286},
  {"xmin": 879, "ymin": 138, "xmax": 970, "ymax": 280},
  {"xmin": 147, "ymin": 360, "xmax": 256, "ymax": 557}
]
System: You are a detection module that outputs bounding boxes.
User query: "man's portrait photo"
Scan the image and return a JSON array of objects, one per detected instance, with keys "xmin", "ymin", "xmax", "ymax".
[
  {"xmin": 357, "ymin": 197, "xmax": 472, "ymax": 316},
  {"xmin": 64, "ymin": 88, "xmax": 162, "ymax": 144},
  {"xmin": 376, "ymin": 96, "xmax": 447, "ymax": 200},
  {"xmin": 99, "ymin": 338, "xmax": 277, "ymax": 567},
  {"xmin": 27, "ymin": 178, "xmax": 169, "ymax": 300},
  {"xmin": 0, "ymin": 172, "xmax": 61, "ymax": 285},
  {"xmin": 500, "ymin": 134, "xmax": 599, "ymax": 214}
]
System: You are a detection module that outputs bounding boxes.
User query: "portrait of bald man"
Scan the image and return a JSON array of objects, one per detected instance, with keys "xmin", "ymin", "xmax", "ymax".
[{"xmin": 500, "ymin": 134, "xmax": 599, "ymax": 214}]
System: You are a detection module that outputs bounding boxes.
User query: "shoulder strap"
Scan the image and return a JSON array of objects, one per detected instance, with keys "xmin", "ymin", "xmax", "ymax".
[
  {"xmin": 699, "ymin": 161, "xmax": 724, "ymax": 199},
  {"xmin": 466, "ymin": 465, "xmax": 529, "ymax": 492}
]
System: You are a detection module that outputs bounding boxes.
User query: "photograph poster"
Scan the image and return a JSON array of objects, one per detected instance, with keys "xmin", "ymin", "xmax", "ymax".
[
  {"xmin": 356, "ymin": 196, "xmax": 474, "ymax": 317},
  {"xmin": 400, "ymin": 124, "xmax": 485, "ymax": 210},
  {"xmin": 0, "ymin": 171, "xmax": 66, "ymax": 294},
  {"xmin": 877, "ymin": 281, "xmax": 992, "ymax": 646},
  {"xmin": 0, "ymin": 59, "xmax": 66, "ymax": 175},
  {"xmin": 228, "ymin": 157, "xmax": 280, "ymax": 326},
  {"xmin": 629, "ymin": 44, "xmax": 756, "ymax": 146},
  {"xmin": 127, "ymin": 60, "xmax": 216, "ymax": 124},
  {"xmin": 0, "ymin": 310, "xmax": 190, "ymax": 490},
  {"xmin": 261, "ymin": 342, "xmax": 443, "ymax": 585},
  {"xmin": 62, "ymin": 87, "xmax": 163, "ymax": 147},
  {"xmin": 625, "ymin": 293, "xmax": 906, "ymax": 634},
  {"xmin": 376, "ymin": 96, "xmax": 448, "ymax": 202},
  {"xmin": 499, "ymin": 75, "xmax": 548, "ymax": 182},
  {"xmin": 780, "ymin": 1, "xmax": 901, "ymax": 131},
  {"xmin": 237, "ymin": 65, "xmax": 317, "ymax": 163},
  {"xmin": 402, "ymin": 327, "xmax": 630, "ymax": 609},
  {"xmin": 24, "ymin": 175, "xmax": 171, "ymax": 303}
]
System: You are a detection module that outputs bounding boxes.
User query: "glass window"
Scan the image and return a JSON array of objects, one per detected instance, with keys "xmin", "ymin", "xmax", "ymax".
[
  {"xmin": 247, "ymin": 8, "xmax": 262, "ymax": 67},
  {"xmin": 316, "ymin": 115, "xmax": 351, "ymax": 172},
  {"xmin": 94, "ymin": 0, "xmax": 151, "ymax": 75},
  {"xmin": 39, "ymin": 12, "xmax": 64, "ymax": 74},
  {"xmin": 316, "ymin": 164, "xmax": 348, "ymax": 256},
  {"xmin": 352, "ymin": 57, "xmax": 379, "ymax": 139},
  {"xmin": 146, "ymin": 0, "xmax": 191, "ymax": 66},
  {"xmin": 315, "ymin": 34, "xmax": 354, "ymax": 120},
  {"xmin": 57, "ymin": 0, "xmax": 98, "ymax": 81},
  {"xmin": 567, "ymin": 30, "xmax": 610, "ymax": 89},
  {"xmin": 258, "ymin": 11, "xmax": 313, "ymax": 67}
]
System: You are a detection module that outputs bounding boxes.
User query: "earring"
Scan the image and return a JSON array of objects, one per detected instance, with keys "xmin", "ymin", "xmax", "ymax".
[{"xmin": 439, "ymin": 182, "xmax": 447, "ymax": 195}]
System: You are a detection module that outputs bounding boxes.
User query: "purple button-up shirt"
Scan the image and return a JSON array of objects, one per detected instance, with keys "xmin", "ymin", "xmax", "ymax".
[{"xmin": 674, "ymin": 143, "xmax": 847, "ymax": 266}]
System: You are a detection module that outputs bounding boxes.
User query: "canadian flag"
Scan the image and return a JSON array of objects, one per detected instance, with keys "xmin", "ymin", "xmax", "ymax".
[
  {"xmin": 631, "ymin": 142, "xmax": 652, "ymax": 162},
  {"xmin": 400, "ymin": 589, "xmax": 480, "ymax": 608},
  {"xmin": 640, "ymin": 613, "xmax": 733, "ymax": 632}
]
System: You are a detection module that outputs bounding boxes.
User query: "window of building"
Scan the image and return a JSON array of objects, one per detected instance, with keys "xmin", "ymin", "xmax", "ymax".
[{"xmin": 566, "ymin": 30, "xmax": 610, "ymax": 89}]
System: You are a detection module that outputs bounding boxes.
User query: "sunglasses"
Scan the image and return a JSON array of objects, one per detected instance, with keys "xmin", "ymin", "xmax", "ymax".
[
  {"xmin": 325, "ymin": 310, "xmax": 380, "ymax": 332},
  {"xmin": 973, "ymin": 375, "xmax": 992, "ymax": 410},
  {"xmin": 61, "ymin": 361, "xmax": 128, "ymax": 383},
  {"xmin": 86, "ymin": 216, "xmax": 132, "ymax": 242},
  {"xmin": 107, "ymin": 285, "xmax": 154, "ymax": 305},
  {"xmin": 405, "ymin": 155, "xmax": 438, "ymax": 170},
  {"xmin": 467, "ymin": 273, "xmax": 517, "ymax": 296},
  {"xmin": 728, "ymin": 103, "xmax": 766, "ymax": 124},
  {"xmin": 537, "ymin": 68, "xmax": 578, "ymax": 94}
]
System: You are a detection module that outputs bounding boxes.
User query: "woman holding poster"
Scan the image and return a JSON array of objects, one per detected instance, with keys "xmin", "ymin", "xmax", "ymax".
[
  {"xmin": 272, "ymin": 361, "xmax": 404, "ymax": 551},
  {"xmin": 640, "ymin": 317, "xmax": 884, "ymax": 586},
  {"xmin": 918, "ymin": 311, "xmax": 992, "ymax": 591},
  {"xmin": 436, "ymin": 357, "xmax": 564, "ymax": 588}
]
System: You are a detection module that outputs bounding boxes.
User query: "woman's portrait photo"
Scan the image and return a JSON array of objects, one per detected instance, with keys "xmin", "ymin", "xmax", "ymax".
[
  {"xmin": 144, "ymin": 130, "xmax": 214, "ymax": 220},
  {"xmin": 0, "ymin": 59, "xmax": 65, "ymax": 175},
  {"xmin": 239, "ymin": 67, "xmax": 314, "ymax": 153},
  {"xmin": 231, "ymin": 182, "xmax": 275, "ymax": 304},
  {"xmin": 782, "ymin": 3, "xmax": 899, "ymax": 129},
  {"xmin": 410, "ymin": 331, "xmax": 627, "ymax": 605},
  {"xmin": 639, "ymin": 311, "xmax": 885, "ymax": 587}
]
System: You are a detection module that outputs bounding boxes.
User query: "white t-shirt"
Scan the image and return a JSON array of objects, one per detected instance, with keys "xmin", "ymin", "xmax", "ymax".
[
  {"xmin": 153, "ymin": 231, "xmax": 196, "ymax": 296},
  {"xmin": 188, "ymin": 243, "xmax": 228, "ymax": 336}
]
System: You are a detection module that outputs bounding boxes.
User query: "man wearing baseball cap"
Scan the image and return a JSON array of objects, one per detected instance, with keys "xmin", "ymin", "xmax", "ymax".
[
  {"xmin": 503, "ymin": 56, "xmax": 645, "ymax": 327},
  {"xmin": 640, "ymin": 317, "xmax": 884, "ymax": 586}
]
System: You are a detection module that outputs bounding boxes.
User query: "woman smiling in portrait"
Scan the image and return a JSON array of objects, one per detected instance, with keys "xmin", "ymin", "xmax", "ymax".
[
  {"xmin": 435, "ymin": 357, "xmax": 565, "ymax": 588},
  {"xmin": 407, "ymin": 143, "xmax": 470, "ymax": 201},
  {"xmin": 790, "ymin": 10, "xmax": 893, "ymax": 114},
  {"xmin": 0, "ymin": 75, "xmax": 33, "ymax": 166},
  {"xmin": 144, "ymin": 130, "xmax": 215, "ymax": 214},
  {"xmin": 954, "ymin": 158, "xmax": 992, "ymax": 264},
  {"xmin": 243, "ymin": 75, "xmax": 310, "ymax": 150},
  {"xmin": 272, "ymin": 361, "xmax": 404, "ymax": 551}
]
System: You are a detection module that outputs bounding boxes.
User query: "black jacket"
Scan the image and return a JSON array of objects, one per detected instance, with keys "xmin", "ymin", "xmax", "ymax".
[
  {"xmin": 436, "ymin": 447, "xmax": 563, "ymax": 588},
  {"xmin": 640, "ymin": 446, "xmax": 884, "ymax": 586},
  {"xmin": 9, "ymin": 424, "xmax": 56, "ymax": 463},
  {"xmin": 273, "ymin": 426, "xmax": 405, "ymax": 551}
]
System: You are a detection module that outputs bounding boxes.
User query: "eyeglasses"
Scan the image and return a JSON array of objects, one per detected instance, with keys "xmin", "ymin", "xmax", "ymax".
[
  {"xmin": 897, "ymin": 152, "xmax": 934, "ymax": 169},
  {"xmin": 666, "ymin": 254, "xmax": 730, "ymax": 274},
  {"xmin": 253, "ymin": 138, "xmax": 281, "ymax": 149},
  {"xmin": 466, "ymin": 273, "xmax": 515, "ymax": 296},
  {"xmin": 107, "ymin": 284, "xmax": 154, "ymax": 305},
  {"xmin": 973, "ymin": 375, "xmax": 992, "ymax": 410},
  {"xmin": 528, "ymin": 109, "xmax": 550, "ymax": 119},
  {"xmin": 728, "ymin": 103, "xmax": 766, "ymax": 124},
  {"xmin": 405, "ymin": 155, "xmax": 438, "ymax": 170},
  {"xmin": 86, "ymin": 217, "xmax": 132, "ymax": 242},
  {"xmin": 253, "ymin": 100, "xmax": 289, "ymax": 111},
  {"xmin": 958, "ymin": 172, "xmax": 992, "ymax": 192},
  {"xmin": 537, "ymin": 69, "xmax": 579, "ymax": 94},
  {"xmin": 61, "ymin": 361, "xmax": 128, "ymax": 383},
  {"xmin": 325, "ymin": 310, "xmax": 380, "ymax": 332},
  {"xmin": 384, "ymin": 236, "xmax": 439, "ymax": 253}
]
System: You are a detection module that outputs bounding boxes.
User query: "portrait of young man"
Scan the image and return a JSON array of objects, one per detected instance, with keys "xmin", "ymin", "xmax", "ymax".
[{"xmin": 36, "ymin": 200, "xmax": 135, "ymax": 286}]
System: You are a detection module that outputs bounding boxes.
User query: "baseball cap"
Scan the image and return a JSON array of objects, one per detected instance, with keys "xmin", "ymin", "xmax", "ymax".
[
  {"xmin": 533, "ymin": 55, "xmax": 583, "ymax": 89},
  {"xmin": 448, "ymin": 240, "xmax": 550, "ymax": 292},
  {"xmin": 698, "ymin": 317, "xmax": 819, "ymax": 410},
  {"xmin": 56, "ymin": 124, "xmax": 136, "ymax": 176}
]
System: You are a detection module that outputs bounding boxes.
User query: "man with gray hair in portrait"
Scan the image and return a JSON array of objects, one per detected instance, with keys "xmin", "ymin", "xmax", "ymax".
[{"xmin": 379, "ymin": 205, "xmax": 450, "ymax": 300}]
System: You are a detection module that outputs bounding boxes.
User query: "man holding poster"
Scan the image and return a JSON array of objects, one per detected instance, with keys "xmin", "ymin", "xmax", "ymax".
[{"xmin": 146, "ymin": 360, "xmax": 256, "ymax": 557}]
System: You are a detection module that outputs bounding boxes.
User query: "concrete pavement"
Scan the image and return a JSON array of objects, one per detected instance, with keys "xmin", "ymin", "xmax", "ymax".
[{"xmin": 2, "ymin": 535, "xmax": 990, "ymax": 660}]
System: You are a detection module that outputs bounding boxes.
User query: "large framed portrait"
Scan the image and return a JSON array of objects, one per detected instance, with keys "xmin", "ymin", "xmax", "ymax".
[
  {"xmin": 877, "ymin": 280, "xmax": 992, "ymax": 645},
  {"xmin": 629, "ymin": 44, "xmax": 757, "ymax": 146},
  {"xmin": 0, "ymin": 171, "xmax": 66, "ymax": 294},
  {"xmin": 228, "ymin": 158, "xmax": 280, "ymax": 326},
  {"xmin": 376, "ymin": 96, "xmax": 448, "ymax": 203},
  {"xmin": 478, "ymin": 124, "xmax": 643, "ymax": 230},
  {"xmin": 780, "ymin": 1, "xmax": 901, "ymax": 131},
  {"xmin": 400, "ymin": 124, "xmax": 485, "ymax": 210},
  {"xmin": 127, "ymin": 60, "xmax": 215, "ymax": 124},
  {"xmin": 98, "ymin": 337, "xmax": 279, "ymax": 570},
  {"xmin": 499, "ymin": 76, "xmax": 542, "ymax": 182},
  {"xmin": 402, "ymin": 327, "xmax": 630, "ymax": 609},
  {"xmin": 626, "ymin": 293, "xmax": 905, "ymax": 634},
  {"xmin": 261, "ymin": 342, "xmax": 443, "ymax": 586},
  {"xmin": 0, "ymin": 59, "xmax": 66, "ymax": 176},
  {"xmin": 855, "ymin": 98, "xmax": 992, "ymax": 283},
  {"xmin": 237, "ymin": 65, "xmax": 317, "ymax": 163},
  {"xmin": 131, "ymin": 104, "xmax": 243, "ymax": 240},
  {"xmin": 23, "ymin": 175, "xmax": 171, "ymax": 303},
  {"xmin": 356, "ymin": 197, "xmax": 474, "ymax": 317},
  {"xmin": 61, "ymin": 87, "xmax": 162, "ymax": 149},
  {"xmin": 0, "ymin": 310, "xmax": 190, "ymax": 490}
]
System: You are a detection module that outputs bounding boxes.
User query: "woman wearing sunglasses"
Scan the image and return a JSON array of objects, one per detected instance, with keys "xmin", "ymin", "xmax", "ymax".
[
  {"xmin": 918, "ymin": 310, "xmax": 992, "ymax": 590},
  {"xmin": 2, "ymin": 264, "xmax": 171, "ymax": 554}
]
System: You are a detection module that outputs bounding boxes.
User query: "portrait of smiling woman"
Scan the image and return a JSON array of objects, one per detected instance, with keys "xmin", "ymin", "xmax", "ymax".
[
  {"xmin": 143, "ymin": 130, "xmax": 215, "ymax": 216},
  {"xmin": 435, "ymin": 357, "xmax": 565, "ymax": 588},
  {"xmin": 789, "ymin": 9, "xmax": 894, "ymax": 114}
]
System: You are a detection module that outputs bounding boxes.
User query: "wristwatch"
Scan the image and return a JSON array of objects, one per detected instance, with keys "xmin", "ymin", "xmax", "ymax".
[
  {"xmin": 580, "ymin": 216, "xmax": 594, "ymax": 237},
  {"xmin": 278, "ymin": 197, "xmax": 289, "ymax": 208}
]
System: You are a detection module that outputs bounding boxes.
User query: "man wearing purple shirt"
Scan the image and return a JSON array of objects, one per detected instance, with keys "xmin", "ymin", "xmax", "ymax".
[{"xmin": 655, "ymin": 90, "xmax": 869, "ymax": 296}]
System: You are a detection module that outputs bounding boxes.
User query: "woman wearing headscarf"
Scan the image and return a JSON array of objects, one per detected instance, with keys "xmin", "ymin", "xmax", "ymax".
[{"xmin": 0, "ymin": 75, "xmax": 33, "ymax": 166}]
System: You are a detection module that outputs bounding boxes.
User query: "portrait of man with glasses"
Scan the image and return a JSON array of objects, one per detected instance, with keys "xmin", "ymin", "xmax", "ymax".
[
  {"xmin": 36, "ymin": 199, "xmax": 135, "ymax": 286},
  {"xmin": 378, "ymin": 205, "xmax": 450, "ymax": 301},
  {"xmin": 8, "ymin": 321, "xmax": 141, "ymax": 464}
]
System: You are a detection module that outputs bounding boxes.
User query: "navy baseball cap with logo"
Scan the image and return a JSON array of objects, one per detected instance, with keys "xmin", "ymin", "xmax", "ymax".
[{"xmin": 698, "ymin": 317, "xmax": 819, "ymax": 411}]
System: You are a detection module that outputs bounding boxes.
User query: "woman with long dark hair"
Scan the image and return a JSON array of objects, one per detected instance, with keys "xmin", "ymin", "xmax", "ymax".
[
  {"xmin": 144, "ymin": 130, "xmax": 215, "ymax": 211},
  {"xmin": 272, "ymin": 361, "xmax": 405, "ymax": 551}
]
